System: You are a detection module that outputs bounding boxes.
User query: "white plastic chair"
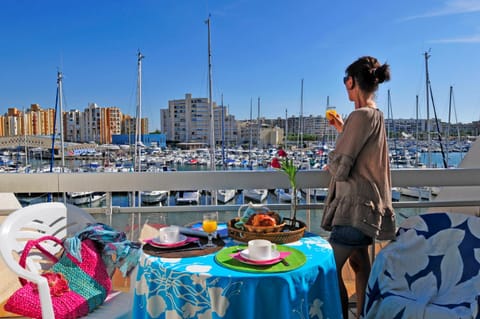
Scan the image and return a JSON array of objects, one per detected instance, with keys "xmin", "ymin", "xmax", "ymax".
[{"xmin": 0, "ymin": 202, "xmax": 134, "ymax": 319}]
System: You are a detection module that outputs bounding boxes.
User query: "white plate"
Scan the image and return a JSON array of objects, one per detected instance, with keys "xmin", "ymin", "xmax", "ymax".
[
  {"xmin": 151, "ymin": 234, "xmax": 187, "ymax": 246},
  {"xmin": 239, "ymin": 249, "xmax": 281, "ymax": 262}
]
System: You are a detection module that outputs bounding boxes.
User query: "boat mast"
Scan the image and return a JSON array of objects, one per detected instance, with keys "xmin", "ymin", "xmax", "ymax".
[
  {"xmin": 424, "ymin": 51, "xmax": 432, "ymax": 167},
  {"xmin": 299, "ymin": 78, "xmax": 304, "ymax": 149},
  {"xmin": 221, "ymin": 94, "xmax": 226, "ymax": 170},
  {"xmin": 446, "ymin": 86, "xmax": 453, "ymax": 167},
  {"xmin": 387, "ymin": 89, "xmax": 399, "ymax": 168},
  {"xmin": 415, "ymin": 95, "xmax": 419, "ymax": 166},
  {"xmin": 56, "ymin": 71, "xmax": 66, "ymax": 171},
  {"xmin": 206, "ymin": 15, "xmax": 217, "ymax": 205},
  {"xmin": 135, "ymin": 50, "xmax": 144, "ymax": 174},
  {"xmin": 135, "ymin": 51, "xmax": 144, "ymax": 208},
  {"xmin": 58, "ymin": 71, "xmax": 66, "ymax": 202},
  {"xmin": 257, "ymin": 97, "xmax": 261, "ymax": 150},
  {"xmin": 425, "ymin": 51, "xmax": 448, "ymax": 168},
  {"xmin": 285, "ymin": 108, "xmax": 288, "ymax": 148},
  {"xmin": 206, "ymin": 16, "xmax": 215, "ymax": 172},
  {"xmin": 23, "ymin": 108, "xmax": 28, "ymax": 168},
  {"xmin": 321, "ymin": 97, "xmax": 329, "ymax": 148},
  {"xmin": 249, "ymin": 98, "xmax": 252, "ymax": 168}
]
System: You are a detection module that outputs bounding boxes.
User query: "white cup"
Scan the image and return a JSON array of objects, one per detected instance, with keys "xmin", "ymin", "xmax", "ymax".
[
  {"xmin": 247, "ymin": 239, "xmax": 277, "ymax": 260},
  {"xmin": 159, "ymin": 226, "xmax": 180, "ymax": 243}
]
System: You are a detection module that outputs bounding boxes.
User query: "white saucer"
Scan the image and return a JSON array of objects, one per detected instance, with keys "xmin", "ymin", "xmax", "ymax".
[
  {"xmin": 240, "ymin": 249, "xmax": 281, "ymax": 262},
  {"xmin": 151, "ymin": 234, "xmax": 187, "ymax": 246}
]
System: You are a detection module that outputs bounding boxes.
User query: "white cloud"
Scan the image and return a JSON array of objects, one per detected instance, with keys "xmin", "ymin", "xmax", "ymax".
[
  {"xmin": 429, "ymin": 34, "xmax": 480, "ymax": 43},
  {"xmin": 402, "ymin": 0, "xmax": 480, "ymax": 21}
]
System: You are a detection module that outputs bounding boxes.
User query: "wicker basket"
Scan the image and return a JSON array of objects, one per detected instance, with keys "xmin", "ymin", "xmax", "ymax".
[{"xmin": 228, "ymin": 218, "xmax": 306, "ymax": 244}]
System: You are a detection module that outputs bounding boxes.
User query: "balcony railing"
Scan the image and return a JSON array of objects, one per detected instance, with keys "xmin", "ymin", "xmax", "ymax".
[{"xmin": 1, "ymin": 168, "xmax": 479, "ymax": 219}]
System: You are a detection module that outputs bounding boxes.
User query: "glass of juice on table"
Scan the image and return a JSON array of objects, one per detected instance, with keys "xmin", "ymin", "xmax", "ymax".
[{"xmin": 202, "ymin": 212, "xmax": 218, "ymax": 247}]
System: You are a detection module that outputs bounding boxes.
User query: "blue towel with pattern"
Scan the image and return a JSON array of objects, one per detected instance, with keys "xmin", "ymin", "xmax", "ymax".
[{"xmin": 64, "ymin": 223, "xmax": 141, "ymax": 277}]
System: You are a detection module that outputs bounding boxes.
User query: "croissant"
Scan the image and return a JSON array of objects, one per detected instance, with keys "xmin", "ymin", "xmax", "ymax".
[{"xmin": 247, "ymin": 214, "xmax": 277, "ymax": 227}]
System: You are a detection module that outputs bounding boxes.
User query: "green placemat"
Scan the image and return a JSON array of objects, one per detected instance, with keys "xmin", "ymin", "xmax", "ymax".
[{"xmin": 215, "ymin": 245, "xmax": 306, "ymax": 273}]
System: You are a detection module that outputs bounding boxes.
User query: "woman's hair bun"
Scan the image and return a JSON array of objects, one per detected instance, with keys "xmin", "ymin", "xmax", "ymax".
[{"xmin": 374, "ymin": 64, "xmax": 391, "ymax": 83}]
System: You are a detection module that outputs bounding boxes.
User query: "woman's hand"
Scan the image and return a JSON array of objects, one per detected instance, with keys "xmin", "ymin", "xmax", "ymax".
[{"xmin": 326, "ymin": 109, "xmax": 344, "ymax": 132}]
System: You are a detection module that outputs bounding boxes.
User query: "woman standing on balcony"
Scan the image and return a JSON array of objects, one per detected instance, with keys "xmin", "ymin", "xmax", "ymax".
[{"xmin": 321, "ymin": 56, "xmax": 396, "ymax": 318}]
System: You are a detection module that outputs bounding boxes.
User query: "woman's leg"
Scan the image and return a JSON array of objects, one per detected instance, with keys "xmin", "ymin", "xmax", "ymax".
[
  {"xmin": 349, "ymin": 246, "xmax": 371, "ymax": 317},
  {"xmin": 331, "ymin": 242, "xmax": 354, "ymax": 319}
]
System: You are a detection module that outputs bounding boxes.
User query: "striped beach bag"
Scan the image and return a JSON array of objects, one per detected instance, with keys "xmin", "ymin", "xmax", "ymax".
[{"xmin": 4, "ymin": 235, "xmax": 111, "ymax": 319}]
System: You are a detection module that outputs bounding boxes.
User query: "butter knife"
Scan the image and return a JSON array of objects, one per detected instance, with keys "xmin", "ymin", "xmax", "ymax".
[
  {"xmin": 280, "ymin": 258, "xmax": 290, "ymax": 266},
  {"xmin": 160, "ymin": 246, "xmax": 206, "ymax": 253}
]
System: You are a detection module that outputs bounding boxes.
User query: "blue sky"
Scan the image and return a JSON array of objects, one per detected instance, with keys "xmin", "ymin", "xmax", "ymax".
[{"xmin": 1, "ymin": 0, "xmax": 479, "ymax": 131}]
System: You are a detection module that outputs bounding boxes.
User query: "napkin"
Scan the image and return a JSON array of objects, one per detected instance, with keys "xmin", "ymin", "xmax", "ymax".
[{"xmin": 178, "ymin": 224, "xmax": 228, "ymax": 239}]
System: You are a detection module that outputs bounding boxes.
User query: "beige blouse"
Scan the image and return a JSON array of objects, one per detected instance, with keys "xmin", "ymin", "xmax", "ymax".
[{"xmin": 321, "ymin": 107, "xmax": 396, "ymax": 241}]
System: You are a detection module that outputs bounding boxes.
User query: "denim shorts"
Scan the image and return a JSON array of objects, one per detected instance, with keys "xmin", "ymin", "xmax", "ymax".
[{"xmin": 329, "ymin": 225, "xmax": 373, "ymax": 247}]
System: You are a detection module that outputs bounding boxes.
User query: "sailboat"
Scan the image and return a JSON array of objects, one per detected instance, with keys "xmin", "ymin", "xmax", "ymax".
[{"xmin": 397, "ymin": 52, "xmax": 450, "ymax": 200}]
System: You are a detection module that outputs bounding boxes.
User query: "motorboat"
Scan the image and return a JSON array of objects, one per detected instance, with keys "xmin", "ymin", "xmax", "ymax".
[
  {"xmin": 175, "ymin": 190, "xmax": 200, "ymax": 205},
  {"xmin": 141, "ymin": 190, "xmax": 168, "ymax": 204},
  {"xmin": 398, "ymin": 187, "xmax": 431, "ymax": 200},
  {"xmin": 67, "ymin": 191, "xmax": 106, "ymax": 205},
  {"xmin": 274, "ymin": 188, "xmax": 301, "ymax": 203},
  {"xmin": 217, "ymin": 189, "xmax": 236, "ymax": 203},
  {"xmin": 243, "ymin": 189, "xmax": 268, "ymax": 203}
]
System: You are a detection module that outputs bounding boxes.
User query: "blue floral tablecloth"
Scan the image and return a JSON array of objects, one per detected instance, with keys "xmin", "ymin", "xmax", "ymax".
[{"xmin": 133, "ymin": 233, "xmax": 342, "ymax": 319}]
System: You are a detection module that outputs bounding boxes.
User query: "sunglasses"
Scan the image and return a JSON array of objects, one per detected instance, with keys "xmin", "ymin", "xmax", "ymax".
[{"xmin": 343, "ymin": 75, "xmax": 355, "ymax": 88}]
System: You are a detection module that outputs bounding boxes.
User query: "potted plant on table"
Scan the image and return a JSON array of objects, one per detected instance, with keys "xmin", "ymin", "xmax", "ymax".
[{"xmin": 271, "ymin": 149, "xmax": 300, "ymax": 230}]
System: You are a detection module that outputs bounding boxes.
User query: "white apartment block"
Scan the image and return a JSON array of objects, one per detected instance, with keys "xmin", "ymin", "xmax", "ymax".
[
  {"xmin": 161, "ymin": 93, "xmax": 239, "ymax": 146},
  {"xmin": 64, "ymin": 109, "xmax": 83, "ymax": 142},
  {"xmin": 163, "ymin": 94, "xmax": 212, "ymax": 145},
  {"xmin": 82, "ymin": 103, "xmax": 103, "ymax": 143}
]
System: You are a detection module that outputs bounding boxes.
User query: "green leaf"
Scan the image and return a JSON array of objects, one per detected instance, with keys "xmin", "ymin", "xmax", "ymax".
[{"xmin": 280, "ymin": 158, "xmax": 297, "ymax": 188}]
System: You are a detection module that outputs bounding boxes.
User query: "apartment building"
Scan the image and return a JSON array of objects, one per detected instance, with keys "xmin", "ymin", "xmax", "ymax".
[
  {"xmin": 162, "ymin": 94, "xmax": 212, "ymax": 145},
  {"xmin": 2, "ymin": 99, "xmax": 479, "ymax": 146},
  {"xmin": 0, "ymin": 103, "xmax": 147, "ymax": 144},
  {"xmin": 29, "ymin": 104, "xmax": 55, "ymax": 136},
  {"xmin": 0, "ymin": 105, "xmax": 55, "ymax": 137},
  {"xmin": 160, "ymin": 93, "xmax": 241, "ymax": 147}
]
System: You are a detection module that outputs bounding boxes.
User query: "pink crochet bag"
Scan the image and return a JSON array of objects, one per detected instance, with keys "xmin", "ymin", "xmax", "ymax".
[{"xmin": 4, "ymin": 235, "xmax": 111, "ymax": 319}]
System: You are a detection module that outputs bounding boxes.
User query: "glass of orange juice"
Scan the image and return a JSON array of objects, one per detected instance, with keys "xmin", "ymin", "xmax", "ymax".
[{"xmin": 202, "ymin": 212, "xmax": 218, "ymax": 247}]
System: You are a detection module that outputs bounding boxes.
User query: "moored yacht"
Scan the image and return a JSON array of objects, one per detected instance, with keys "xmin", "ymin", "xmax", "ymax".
[
  {"xmin": 274, "ymin": 188, "xmax": 301, "ymax": 203},
  {"xmin": 66, "ymin": 191, "xmax": 107, "ymax": 205},
  {"xmin": 175, "ymin": 190, "xmax": 200, "ymax": 205},
  {"xmin": 243, "ymin": 189, "xmax": 268, "ymax": 203},
  {"xmin": 216, "ymin": 189, "xmax": 236, "ymax": 203},
  {"xmin": 141, "ymin": 190, "xmax": 168, "ymax": 204}
]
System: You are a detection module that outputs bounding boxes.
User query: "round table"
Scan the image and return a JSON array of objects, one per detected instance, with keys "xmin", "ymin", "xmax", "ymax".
[{"xmin": 133, "ymin": 233, "xmax": 342, "ymax": 319}]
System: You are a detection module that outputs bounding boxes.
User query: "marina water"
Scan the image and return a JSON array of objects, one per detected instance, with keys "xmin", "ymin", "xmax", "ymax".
[{"xmin": 15, "ymin": 151, "xmax": 466, "ymax": 236}]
